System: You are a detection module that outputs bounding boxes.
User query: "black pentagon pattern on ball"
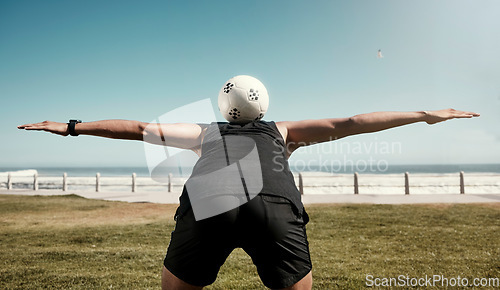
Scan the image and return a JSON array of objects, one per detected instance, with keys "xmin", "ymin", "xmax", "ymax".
[
  {"xmin": 248, "ymin": 88, "xmax": 260, "ymax": 101},
  {"xmin": 228, "ymin": 108, "xmax": 241, "ymax": 119},
  {"xmin": 223, "ymin": 83, "xmax": 234, "ymax": 93}
]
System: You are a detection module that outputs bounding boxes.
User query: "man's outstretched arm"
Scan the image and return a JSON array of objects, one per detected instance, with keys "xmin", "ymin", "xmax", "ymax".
[
  {"xmin": 18, "ymin": 120, "xmax": 147, "ymax": 140},
  {"xmin": 17, "ymin": 120, "xmax": 206, "ymax": 152},
  {"xmin": 276, "ymin": 109, "xmax": 480, "ymax": 156}
]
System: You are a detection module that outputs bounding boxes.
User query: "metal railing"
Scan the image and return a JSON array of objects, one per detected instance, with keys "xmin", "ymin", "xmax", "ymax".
[{"xmin": 2, "ymin": 171, "xmax": 499, "ymax": 194}]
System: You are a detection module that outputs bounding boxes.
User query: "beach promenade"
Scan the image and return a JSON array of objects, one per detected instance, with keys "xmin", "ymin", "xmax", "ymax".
[{"xmin": 1, "ymin": 189, "xmax": 499, "ymax": 205}]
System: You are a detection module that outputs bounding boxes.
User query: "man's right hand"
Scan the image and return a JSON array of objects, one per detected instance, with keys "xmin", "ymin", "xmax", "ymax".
[{"xmin": 17, "ymin": 121, "xmax": 69, "ymax": 136}]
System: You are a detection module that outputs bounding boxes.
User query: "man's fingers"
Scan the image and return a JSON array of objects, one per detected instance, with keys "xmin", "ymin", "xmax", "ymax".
[
  {"xmin": 18, "ymin": 123, "xmax": 45, "ymax": 130},
  {"xmin": 453, "ymin": 111, "xmax": 480, "ymax": 118},
  {"xmin": 442, "ymin": 109, "xmax": 479, "ymax": 117},
  {"xmin": 459, "ymin": 110, "xmax": 479, "ymax": 116}
]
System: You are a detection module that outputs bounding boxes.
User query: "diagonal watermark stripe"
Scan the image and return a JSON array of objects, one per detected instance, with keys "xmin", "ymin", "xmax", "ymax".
[
  {"xmin": 143, "ymin": 98, "xmax": 263, "ymax": 220},
  {"xmin": 143, "ymin": 99, "xmax": 216, "ymax": 181},
  {"xmin": 186, "ymin": 135, "xmax": 263, "ymax": 220}
]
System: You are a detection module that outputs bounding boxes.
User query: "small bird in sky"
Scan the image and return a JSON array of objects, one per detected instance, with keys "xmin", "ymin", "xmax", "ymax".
[{"xmin": 377, "ymin": 49, "xmax": 383, "ymax": 59}]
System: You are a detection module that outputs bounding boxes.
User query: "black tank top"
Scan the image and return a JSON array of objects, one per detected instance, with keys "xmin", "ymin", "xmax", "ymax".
[{"xmin": 176, "ymin": 121, "xmax": 303, "ymax": 219}]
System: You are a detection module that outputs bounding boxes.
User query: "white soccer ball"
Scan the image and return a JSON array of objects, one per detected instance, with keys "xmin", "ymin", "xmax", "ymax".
[{"xmin": 218, "ymin": 75, "xmax": 269, "ymax": 124}]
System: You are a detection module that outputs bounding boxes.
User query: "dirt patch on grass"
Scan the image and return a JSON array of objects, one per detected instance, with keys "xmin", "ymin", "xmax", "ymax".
[
  {"xmin": 0, "ymin": 195, "xmax": 177, "ymax": 230},
  {"xmin": 51, "ymin": 202, "xmax": 178, "ymax": 227},
  {"xmin": 411, "ymin": 202, "xmax": 500, "ymax": 209},
  {"xmin": 306, "ymin": 202, "xmax": 500, "ymax": 209}
]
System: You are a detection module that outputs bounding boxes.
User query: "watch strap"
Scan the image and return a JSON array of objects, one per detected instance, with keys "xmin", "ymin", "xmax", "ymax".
[{"xmin": 68, "ymin": 119, "xmax": 82, "ymax": 136}]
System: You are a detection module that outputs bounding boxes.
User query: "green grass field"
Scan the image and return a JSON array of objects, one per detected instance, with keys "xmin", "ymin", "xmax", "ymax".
[{"xmin": 1, "ymin": 194, "xmax": 499, "ymax": 289}]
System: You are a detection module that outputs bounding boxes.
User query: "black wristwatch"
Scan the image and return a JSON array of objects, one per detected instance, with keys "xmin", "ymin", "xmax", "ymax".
[{"xmin": 68, "ymin": 119, "xmax": 82, "ymax": 136}]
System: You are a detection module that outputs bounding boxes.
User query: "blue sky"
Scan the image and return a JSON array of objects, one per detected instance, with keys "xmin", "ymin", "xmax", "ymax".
[{"xmin": 1, "ymin": 0, "xmax": 499, "ymax": 167}]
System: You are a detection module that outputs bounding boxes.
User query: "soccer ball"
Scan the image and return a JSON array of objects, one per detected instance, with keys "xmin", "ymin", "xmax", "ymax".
[{"xmin": 218, "ymin": 75, "xmax": 269, "ymax": 124}]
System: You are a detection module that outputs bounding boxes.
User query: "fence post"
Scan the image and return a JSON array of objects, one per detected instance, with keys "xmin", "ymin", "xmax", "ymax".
[
  {"xmin": 7, "ymin": 173, "xmax": 12, "ymax": 190},
  {"xmin": 354, "ymin": 172, "xmax": 359, "ymax": 194},
  {"xmin": 132, "ymin": 173, "xmax": 136, "ymax": 192},
  {"xmin": 460, "ymin": 171, "xmax": 465, "ymax": 194},
  {"xmin": 63, "ymin": 173, "xmax": 67, "ymax": 191},
  {"xmin": 298, "ymin": 172, "xmax": 304, "ymax": 195},
  {"xmin": 404, "ymin": 172, "xmax": 410, "ymax": 195},
  {"xmin": 168, "ymin": 173, "xmax": 172, "ymax": 193},
  {"xmin": 96, "ymin": 172, "xmax": 100, "ymax": 192},
  {"xmin": 33, "ymin": 173, "xmax": 38, "ymax": 191}
]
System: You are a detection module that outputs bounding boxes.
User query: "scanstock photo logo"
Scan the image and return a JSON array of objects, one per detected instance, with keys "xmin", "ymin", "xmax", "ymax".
[{"xmin": 143, "ymin": 99, "xmax": 263, "ymax": 221}]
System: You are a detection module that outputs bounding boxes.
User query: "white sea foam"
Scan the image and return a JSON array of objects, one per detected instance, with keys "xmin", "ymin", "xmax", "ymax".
[{"xmin": 0, "ymin": 169, "xmax": 38, "ymax": 177}]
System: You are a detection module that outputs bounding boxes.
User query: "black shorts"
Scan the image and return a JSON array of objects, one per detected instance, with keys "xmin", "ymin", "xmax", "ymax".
[{"xmin": 164, "ymin": 194, "xmax": 312, "ymax": 288}]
